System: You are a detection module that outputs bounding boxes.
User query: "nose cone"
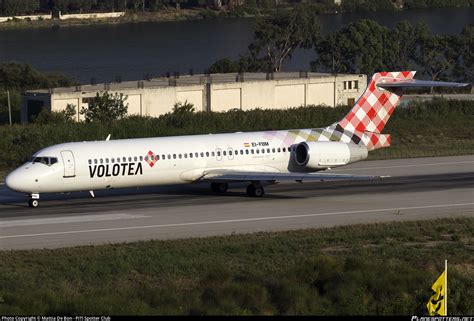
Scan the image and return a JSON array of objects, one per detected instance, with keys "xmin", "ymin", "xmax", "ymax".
[{"xmin": 5, "ymin": 169, "xmax": 31, "ymax": 193}]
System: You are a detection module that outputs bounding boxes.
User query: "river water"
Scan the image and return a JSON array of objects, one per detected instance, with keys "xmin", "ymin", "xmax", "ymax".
[{"xmin": 0, "ymin": 7, "xmax": 472, "ymax": 83}]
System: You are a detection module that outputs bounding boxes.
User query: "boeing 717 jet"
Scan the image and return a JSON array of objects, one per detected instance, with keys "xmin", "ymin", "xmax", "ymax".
[{"xmin": 5, "ymin": 71, "xmax": 468, "ymax": 207}]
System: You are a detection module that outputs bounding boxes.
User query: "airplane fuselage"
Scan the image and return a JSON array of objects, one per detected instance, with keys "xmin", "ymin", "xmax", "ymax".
[{"xmin": 6, "ymin": 126, "xmax": 365, "ymax": 194}]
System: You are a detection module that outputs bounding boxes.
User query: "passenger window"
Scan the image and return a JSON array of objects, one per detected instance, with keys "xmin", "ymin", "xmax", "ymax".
[
  {"xmin": 267, "ymin": 148, "xmax": 271, "ymax": 153},
  {"xmin": 229, "ymin": 150, "xmax": 233, "ymax": 156},
  {"xmin": 246, "ymin": 150, "xmax": 249, "ymax": 155},
  {"xmin": 128, "ymin": 157, "xmax": 132, "ymax": 162},
  {"xmin": 277, "ymin": 148, "xmax": 281, "ymax": 153},
  {"xmin": 211, "ymin": 151, "xmax": 215, "ymax": 157},
  {"xmin": 167, "ymin": 154, "xmax": 171, "ymax": 159},
  {"xmin": 100, "ymin": 159, "xmax": 104, "ymax": 164},
  {"xmin": 111, "ymin": 158, "xmax": 115, "ymax": 163},
  {"xmin": 123, "ymin": 157, "xmax": 126, "ymax": 162},
  {"xmin": 206, "ymin": 152, "xmax": 209, "ymax": 157},
  {"xmin": 94, "ymin": 159, "xmax": 98, "ymax": 164},
  {"xmin": 156, "ymin": 155, "xmax": 160, "ymax": 160},
  {"xmin": 162, "ymin": 155, "xmax": 165, "ymax": 160},
  {"xmin": 261, "ymin": 149, "xmax": 265, "ymax": 154},
  {"xmin": 256, "ymin": 149, "xmax": 259, "ymax": 154},
  {"xmin": 240, "ymin": 150, "xmax": 244, "ymax": 155},
  {"xmin": 189, "ymin": 153, "xmax": 193, "ymax": 158},
  {"xmin": 217, "ymin": 151, "xmax": 221, "ymax": 156},
  {"xmin": 200, "ymin": 152, "xmax": 204, "ymax": 157},
  {"xmin": 134, "ymin": 156, "xmax": 137, "ymax": 161},
  {"xmin": 178, "ymin": 154, "xmax": 182, "ymax": 159},
  {"xmin": 223, "ymin": 151, "xmax": 226, "ymax": 156},
  {"xmin": 106, "ymin": 158, "xmax": 109, "ymax": 163},
  {"xmin": 251, "ymin": 150, "xmax": 254, "ymax": 154},
  {"xmin": 88, "ymin": 159, "xmax": 92, "ymax": 165},
  {"xmin": 184, "ymin": 153, "xmax": 187, "ymax": 158},
  {"xmin": 140, "ymin": 156, "xmax": 143, "ymax": 161},
  {"xmin": 173, "ymin": 154, "xmax": 176, "ymax": 159},
  {"xmin": 195, "ymin": 152, "xmax": 199, "ymax": 157},
  {"xmin": 282, "ymin": 147, "xmax": 286, "ymax": 152}
]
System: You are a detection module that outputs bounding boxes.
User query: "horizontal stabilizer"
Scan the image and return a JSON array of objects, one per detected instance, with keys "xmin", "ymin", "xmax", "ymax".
[{"xmin": 377, "ymin": 79, "xmax": 469, "ymax": 89}]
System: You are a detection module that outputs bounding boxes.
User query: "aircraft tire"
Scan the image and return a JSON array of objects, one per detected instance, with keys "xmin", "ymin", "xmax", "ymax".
[
  {"xmin": 211, "ymin": 182, "xmax": 228, "ymax": 193},
  {"xmin": 246, "ymin": 184, "xmax": 264, "ymax": 197},
  {"xmin": 28, "ymin": 199, "xmax": 39, "ymax": 208}
]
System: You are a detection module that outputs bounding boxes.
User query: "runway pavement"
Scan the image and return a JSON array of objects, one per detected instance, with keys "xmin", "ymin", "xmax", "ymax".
[{"xmin": 0, "ymin": 155, "xmax": 473, "ymax": 250}]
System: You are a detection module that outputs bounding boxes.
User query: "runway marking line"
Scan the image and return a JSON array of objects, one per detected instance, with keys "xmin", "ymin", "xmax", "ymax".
[
  {"xmin": 1, "ymin": 202, "xmax": 473, "ymax": 240},
  {"xmin": 334, "ymin": 160, "xmax": 474, "ymax": 172},
  {"xmin": 0, "ymin": 213, "xmax": 148, "ymax": 228}
]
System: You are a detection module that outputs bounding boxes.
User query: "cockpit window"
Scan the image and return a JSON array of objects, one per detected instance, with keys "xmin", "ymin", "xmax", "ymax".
[{"xmin": 30, "ymin": 157, "xmax": 58, "ymax": 166}]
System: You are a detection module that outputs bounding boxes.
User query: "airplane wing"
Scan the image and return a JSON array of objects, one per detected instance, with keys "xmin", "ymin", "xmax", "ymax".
[
  {"xmin": 377, "ymin": 79, "xmax": 469, "ymax": 89},
  {"xmin": 196, "ymin": 169, "xmax": 380, "ymax": 183}
]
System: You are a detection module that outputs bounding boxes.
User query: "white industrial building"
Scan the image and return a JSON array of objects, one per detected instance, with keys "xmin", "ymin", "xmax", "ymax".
[{"xmin": 21, "ymin": 72, "xmax": 367, "ymax": 123}]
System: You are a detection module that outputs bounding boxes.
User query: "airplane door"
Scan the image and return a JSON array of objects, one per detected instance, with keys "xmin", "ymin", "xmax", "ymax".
[
  {"xmin": 216, "ymin": 148, "xmax": 222, "ymax": 161},
  {"xmin": 228, "ymin": 147, "xmax": 234, "ymax": 160},
  {"xmin": 60, "ymin": 150, "xmax": 76, "ymax": 178}
]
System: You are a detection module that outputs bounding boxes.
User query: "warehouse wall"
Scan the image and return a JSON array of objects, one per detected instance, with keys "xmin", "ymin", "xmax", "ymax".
[{"xmin": 22, "ymin": 74, "xmax": 367, "ymax": 123}]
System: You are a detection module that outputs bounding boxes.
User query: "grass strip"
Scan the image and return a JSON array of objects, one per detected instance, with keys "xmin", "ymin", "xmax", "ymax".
[{"xmin": 0, "ymin": 217, "xmax": 472, "ymax": 315}]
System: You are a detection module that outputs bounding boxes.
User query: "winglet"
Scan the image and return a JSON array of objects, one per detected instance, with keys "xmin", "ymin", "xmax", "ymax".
[{"xmin": 106, "ymin": 134, "xmax": 111, "ymax": 141}]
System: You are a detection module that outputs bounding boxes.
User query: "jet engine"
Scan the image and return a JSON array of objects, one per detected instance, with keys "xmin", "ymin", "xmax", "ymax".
[{"xmin": 295, "ymin": 141, "xmax": 368, "ymax": 170}]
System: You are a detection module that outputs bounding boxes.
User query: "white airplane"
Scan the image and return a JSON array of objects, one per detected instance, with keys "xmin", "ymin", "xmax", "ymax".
[{"xmin": 5, "ymin": 71, "xmax": 468, "ymax": 207}]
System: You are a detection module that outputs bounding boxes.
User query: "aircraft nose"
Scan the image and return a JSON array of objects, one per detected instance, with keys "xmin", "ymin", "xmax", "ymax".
[{"xmin": 5, "ymin": 169, "xmax": 28, "ymax": 193}]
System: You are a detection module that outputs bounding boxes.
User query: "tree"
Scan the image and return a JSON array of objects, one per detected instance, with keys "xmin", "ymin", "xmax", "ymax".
[
  {"xmin": 172, "ymin": 100, "xmax": 195, "ymax": 114},
  {"xmin": 207, "ymin": 58, "xmax": 240, "ymax": 74},
  {"xmin": 80, "ymin": 92, "xmax": 128, "ymax": 122},
  {"xmin": 63, "ymin": 103, "xmax": 77, "ymax": 122},
  {"xmin": 0, "ymin": 63, "xmax": 75, "ymax": 91},
  {"xmin": 389, "ymin": 21, "xmax": 418, "ymax": 71},
  {"xmin": 313, "ymin": 20, "xmax": 392, "ymax": 75},
  {"xmin": 3, "ymin": 0, "xmax": 40, "ymax": 15},
  {"xmin": 411, "ymin": 25, "xmax": 455, "ymax": 83},
  {"xmin": 452, "ymin": 24, "xmax": 474, "ymax": 82},
  {"xmin": 249, "ymin": 5, "xmax": 321, "ymax": 72}
]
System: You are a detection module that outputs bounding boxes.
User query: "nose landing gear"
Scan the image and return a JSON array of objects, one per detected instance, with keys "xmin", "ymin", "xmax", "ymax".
[{"xmin": 28, "ymin": 193, "xmax": 40, "ymax": 208}]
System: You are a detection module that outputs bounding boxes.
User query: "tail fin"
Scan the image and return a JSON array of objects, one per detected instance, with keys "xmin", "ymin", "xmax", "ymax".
[
  {"xmin": 334, "ymin": 71, "xmax": 468, "ymax": 151},
  {"xmin": 337, "ymin": 71, "xmax": 415, "ymax": 133}
]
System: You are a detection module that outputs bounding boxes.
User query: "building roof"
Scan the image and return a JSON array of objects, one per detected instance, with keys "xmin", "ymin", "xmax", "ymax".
[{"xmin": 26, "ymin": 72, "xmax": 362, "ymax": 95}]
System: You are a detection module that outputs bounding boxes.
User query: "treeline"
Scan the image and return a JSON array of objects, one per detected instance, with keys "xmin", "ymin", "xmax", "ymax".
[
  {"xmin": 1, "ymin": 0, "xmax": 472, "ymax": 16},
  {"xmin": 0, "ymin": 62, "xmax": 76, "ymax": 123},
  {"xmin": 0, "ymin": 99, "xmax": 472, "ymax": 170},
  {"xmin": 208, "ymin": 16, "xmax": 474, "ymax": 83}
]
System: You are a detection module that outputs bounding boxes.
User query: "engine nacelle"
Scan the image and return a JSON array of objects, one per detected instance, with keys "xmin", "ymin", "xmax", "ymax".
[{"xmin": 295, "ymin": 141, "xmax": 368, "ymax": 170}]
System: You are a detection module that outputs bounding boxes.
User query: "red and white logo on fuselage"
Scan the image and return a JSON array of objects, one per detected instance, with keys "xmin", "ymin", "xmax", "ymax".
[{"xmin": 146, "ymin": 150, "xmax": 157, "ymax": 167}]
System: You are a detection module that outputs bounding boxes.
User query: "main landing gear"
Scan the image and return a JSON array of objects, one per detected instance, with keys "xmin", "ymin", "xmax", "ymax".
[
  {"xmin": 28, "ymin": 193, "xmax": 40, "ymax": 208},
  {"xmin": 210, "ymin": 182, "xmax": 228, "ymax": 193},
  {"xmin": 246, "ymin": 182, "xmax": 265, "ymax": 197},
  {"xmin": 210, "ymin": 182, "xmax": 265, "ymax": 197}
]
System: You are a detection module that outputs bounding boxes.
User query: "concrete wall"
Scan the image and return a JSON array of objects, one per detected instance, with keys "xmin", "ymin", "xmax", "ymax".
[
  {"xmin": 59, "ymin": 12, "xmax": 125, "ymax": 20},
  {"xmin": 23, "ymin": 73, "xmax": 367, "ymax": 123},
  {"xmin": 0, "ymin": 12, "xmax": 125, "ymax": 23},
  {"xmin": 0, "ymin": 14, "xmax": 51, "ymax": 23}
]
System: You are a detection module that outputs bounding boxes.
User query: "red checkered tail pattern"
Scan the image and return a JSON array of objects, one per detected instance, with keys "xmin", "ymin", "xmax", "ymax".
[
  {"xmin": 337, "ymin": 71, "xmax": 416, "ymax": 134},
  {"xmin": 334, "ymin": 71, "xmax": 469, "ymax": 150}
]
